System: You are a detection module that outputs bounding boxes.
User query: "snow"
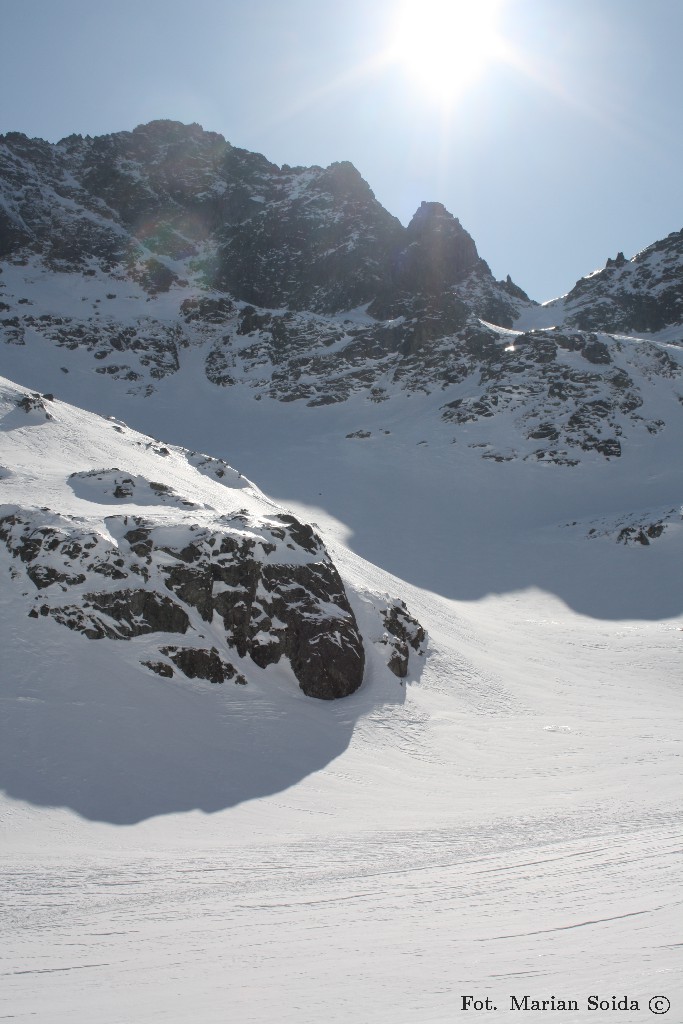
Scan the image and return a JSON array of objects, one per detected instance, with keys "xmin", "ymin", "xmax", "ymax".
[
  {"xmin": 514, "ymin": 297, "xmax": 567, "ymax": 331},
  {"xmin": 1, "ymin": 342, "xmax": 682, "ymax": 1019}
]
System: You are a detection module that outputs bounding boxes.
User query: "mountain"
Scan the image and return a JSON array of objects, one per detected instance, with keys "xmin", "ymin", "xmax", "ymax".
[
  {"xmin": 1, "ymin": 121, "xmax": 682, "ymax": 1024},
  {"xmin": 0, "ymin": 119, "xmax": 527, "ymax": 320},
  {"xmin": 1, "ymin": 120, "xmax": 681, "ymax": 472}
]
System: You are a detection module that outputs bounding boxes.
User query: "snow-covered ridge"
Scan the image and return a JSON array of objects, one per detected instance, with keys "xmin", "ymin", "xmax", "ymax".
[
  {"xmin": 515, "ymin": 228, "xmax": 683, "ymax": 335},
  {"xmin": 2, "ymin": 253, "xmax": 682, "ymax": 466}
]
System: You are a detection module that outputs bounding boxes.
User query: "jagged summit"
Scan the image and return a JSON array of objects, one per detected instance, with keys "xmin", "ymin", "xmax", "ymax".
[
  {"xmin": 398, "ymin": 201, "xmax": 481, "ymax": 292},
  {"xmin": 0, "ymin": 119, "xmax": 527, "ymax": 317}
]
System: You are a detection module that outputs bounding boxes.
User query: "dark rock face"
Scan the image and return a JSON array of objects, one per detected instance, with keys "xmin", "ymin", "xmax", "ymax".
[
  {"xmin": 59, "ymin": 589, "xmax": 191, "ymax": 639},
  {"xmin": 381, "ymin": 599, "xmax": 427, "ymax": 678},
  {"xmin": 256, "ymin": 561, "xmax": 365, "ymax": 700},
  {"xmin": 0, "ymin": 120, "xmax": 528, "ymax": 319},
  {"xmin": 397, "ymin": 202, "xmax": 480, "ymax": 293},
  {"xmin": 142, "ymin": 660, "xmax": 174, "ymax": 678},
  {"xmin": 213, "ymin": 159, "xmax": 404, "ymax": 313},
  {"xmin": 159, "ymin": 646, "xmax": 246, "ymax": 684},
  {"xmin": 0, "ymin": 504, "xmax": 365, "ymax": 700}
]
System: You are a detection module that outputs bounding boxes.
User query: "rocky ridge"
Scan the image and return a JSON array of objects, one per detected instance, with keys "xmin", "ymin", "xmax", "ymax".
[
  {"xmin": 546, "ymin": 230, "xmax": 683, "ymax": 334},
  {"xmin": 0, "ymin": 121, "xmax": 525, "ymax": 319}
]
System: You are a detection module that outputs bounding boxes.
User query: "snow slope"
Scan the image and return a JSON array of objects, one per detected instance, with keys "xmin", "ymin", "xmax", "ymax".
[{"xmin": 1, "ymin": 366, "xmax": 681, "ymax": 1023}]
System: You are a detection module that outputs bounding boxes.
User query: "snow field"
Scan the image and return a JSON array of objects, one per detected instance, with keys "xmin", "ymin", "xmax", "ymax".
[{"xmin": 1, "ymin": 356, "xmax": 681, "ymax": 1022}]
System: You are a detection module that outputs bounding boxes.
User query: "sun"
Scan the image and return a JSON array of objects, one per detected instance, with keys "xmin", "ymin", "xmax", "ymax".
[{"xmin": 390, "ymin": 0, "xmax": 505, "ymax": 103}]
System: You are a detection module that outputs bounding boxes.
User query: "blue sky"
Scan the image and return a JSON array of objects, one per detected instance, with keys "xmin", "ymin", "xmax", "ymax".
[{"xmin": 1, "ymin": 0, "xmax": 681, "ymax": 301}]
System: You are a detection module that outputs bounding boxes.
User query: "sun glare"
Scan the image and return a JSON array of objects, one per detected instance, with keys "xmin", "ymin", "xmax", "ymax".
[{"xmin": 390, "ymin": 0, "xmax": 505, "ymax": 103}]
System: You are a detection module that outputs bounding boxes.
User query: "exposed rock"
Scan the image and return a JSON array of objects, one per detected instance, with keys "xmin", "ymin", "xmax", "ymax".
[
  {"xmin": 142, "ymin": 660, "xmax": 174, "ymax": 678},
  {"xmin": 68, "ymin": 468, "xmax": 197, "ymax": 508},
  {"xmin": 0, "ymin": 120, "xmax": 534, "ymax": 323},
  {"xmin": 72, "ymin": 589, "xmax": 190, "ymax": 639},
  {"xmin": 160, "ymin": 646, "xmax": 246, "ymax": 684},
  {"xmin": 16, "ymin": 393, "xmax": 52, "ymax": 418},
  {"xmin": 27, "ymin": 565, "xmax": 86, "ymax": 590},
  {"xmin": 617, "ymin": 522, "xmax": 665, "ymax": 545},
  {"xmin": 396, "ymin": 202, "xmax": 480, "ymax": 292},
  {"xmin": 565, "ymin": 505, "xmax": 680, "ymax": 543},
  {"xmin": 1, "ymin": 503, "xmax": 365, "ymax": 699},
  {"xmin": 381, "ymin": 599, "xmax": 427, "ymax": 679},
  {"xmin": 130, "ymin": 257, "xmax": 178, "ymax": 294}
]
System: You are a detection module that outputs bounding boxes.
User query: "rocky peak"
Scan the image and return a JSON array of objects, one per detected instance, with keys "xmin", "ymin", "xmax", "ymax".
[
  {"xmin": 317, "ymin": 159, "xmax": 372, "ymax": 200},
  {"xmin": 0, "ymin": 120, "xmax": 528, "ymax": 321},
  {"xmin": 397, "ymin": 201, "xmax": 481, "ymax": 294},
  {"xmin": 211, "ymin": 152, "xmax": 403, "ymax": 312},
  {"xmin": 407, "ymin": 200, "xmax": 470, "ymax": 234}
]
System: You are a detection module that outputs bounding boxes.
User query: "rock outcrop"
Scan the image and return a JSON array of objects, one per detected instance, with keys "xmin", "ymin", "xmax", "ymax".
[
  {"xmin": 0, "ymin": 369, "xmax": 428, "ymax": 699},
  {"xmin": 0, "ymin": 504, "xmax": 366, "ymax": 700},
  {"xmin": 381, "ymin": 599, "xmax": 427, "ymax": 678}
]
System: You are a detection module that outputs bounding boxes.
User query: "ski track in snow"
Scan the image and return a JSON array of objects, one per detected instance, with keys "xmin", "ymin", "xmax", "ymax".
[{"xmin": 2, "ymin": 823, "xmax": 681, "ymax": 1023}]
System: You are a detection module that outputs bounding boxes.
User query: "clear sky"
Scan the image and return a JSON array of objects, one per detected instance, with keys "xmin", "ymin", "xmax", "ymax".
[{"xmin": 1, "ymin": 0, "xmax": 681, "ymax": 301}]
